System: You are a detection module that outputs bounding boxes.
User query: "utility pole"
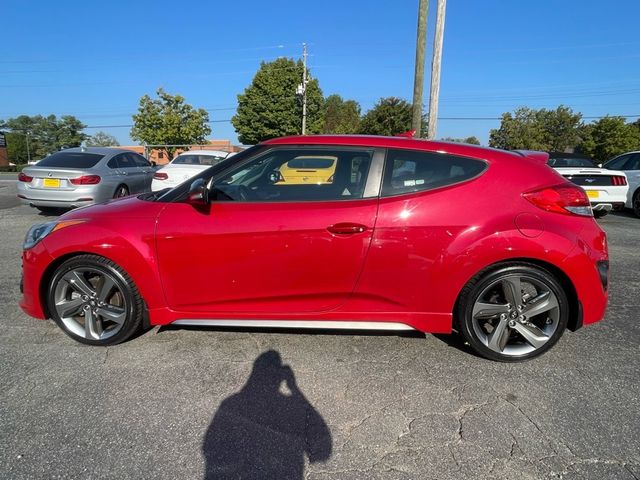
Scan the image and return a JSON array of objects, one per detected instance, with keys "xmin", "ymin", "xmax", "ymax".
[
  {"xmin": 427, "ymin": 0, "xmax": 447, "ymax": 140},
  {"xmin": 302, "ymin": 43, "xmax": 308, "ymax": 135},
  {"xmin": 411, "ymin": 0, "xmax": 429, "ymax": 137},
  {"xmin": 26, "ymin": 132, "xmax": 31, "ymax": 163}
]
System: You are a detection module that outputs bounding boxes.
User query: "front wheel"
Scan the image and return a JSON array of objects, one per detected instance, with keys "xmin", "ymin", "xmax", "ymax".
[
  {"xmin": 456, "ymin": 263, "xmax": 569, "ymax": 362},
  {"xmin": 47, "ymin": 254, "xmax": 144, "ymax": 345}
]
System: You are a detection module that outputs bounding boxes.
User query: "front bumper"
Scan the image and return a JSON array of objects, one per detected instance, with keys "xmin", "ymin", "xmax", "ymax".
[{"xmin": 19, "ymin": 243, "xmax": 54, "ymax": 320}]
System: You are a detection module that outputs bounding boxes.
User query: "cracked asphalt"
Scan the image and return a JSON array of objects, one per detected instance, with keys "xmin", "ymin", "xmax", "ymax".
[{"xmin": 0, "ymin": 176, "xmax": 638, "ymax": 479}]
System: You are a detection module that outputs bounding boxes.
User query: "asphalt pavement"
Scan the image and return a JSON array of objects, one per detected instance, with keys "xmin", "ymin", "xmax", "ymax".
[{"xmin": 0, "ymin": 178, "xmax": 638, "ymax": 479}]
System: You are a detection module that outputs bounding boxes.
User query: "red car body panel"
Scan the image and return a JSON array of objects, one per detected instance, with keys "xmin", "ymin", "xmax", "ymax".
[{"xmin": 20, "ymin": 136, "xmax": 608, "ymax": 334}]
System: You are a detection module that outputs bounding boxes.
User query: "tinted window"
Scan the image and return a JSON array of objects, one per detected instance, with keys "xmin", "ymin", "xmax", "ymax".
[
  {"xmin": 604, "ymin": 155, "xmax": 630, "ymax": 170},
  {"xmin": 382, "ymin": 149, "xmax": 486, "ymax": 196},
  {"xmin": 131, "ymin": 153, "xmax": 151, "ymax": 167},
  {"xmin": 173, "ymin": 154, "xmax": 227, "ymax": 166},
  {"xmin": 107, "ymin": 157, "xmax": 119, "ymax": 169},
  {"xmin": 212, "ymin": 148, "xmax": 372, "ymax": 202},
  {"xmin": 117, "ymin": 154, "xmax": 137, "ymax": 168},
  {"xmin": 36, "ymin": 152, "xmax": 104, "ymax": 168},
  {"xmin": 548, "ymin": 157, "xmax": 595, "ymax": 168}
]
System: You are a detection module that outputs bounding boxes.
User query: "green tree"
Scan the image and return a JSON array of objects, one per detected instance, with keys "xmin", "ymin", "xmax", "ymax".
[
  {"xmin": 86, "ymin": 131, "xmax": 120, "ymax": 147},
  {"xmin": 359, "ymin": 97, "xmax": 426, "ymax": 137},
  {"xmin": 0, "ymin": 114, "xmax": 87, "ymax": 162},
  {"xmin": 489, "ymin": 106, "xmax": 582, "ymax": 151},
  {"xmin": 131, "ymin": 88, "xmax": 211, "ymax": 159},
  {"xmin": 579, "ymin": 116, "xmax": 640, "ymax": 162},
  {"xmin": 441, "ymin": 136, "xmax": 481, "ymax": 145},
  {"xmin": 322, "ymin": 94, "xmax": 361, "ymax": 134},
  {"xmin": 232, "ymin": 58, "xmax": 324, "ymax": 144}
]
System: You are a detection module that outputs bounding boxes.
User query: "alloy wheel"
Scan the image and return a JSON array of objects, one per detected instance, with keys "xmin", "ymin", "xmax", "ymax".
[
  {"xmin": 53, "ymin": 267, "xmax": 127, "ymax": 341},
  {"xmin": 115, "ymin": 186, "xmax": 129, "ymax": 198},
  {"xmin": 470, "ymin": 274, "xmax": 560, "ymax": 357}
]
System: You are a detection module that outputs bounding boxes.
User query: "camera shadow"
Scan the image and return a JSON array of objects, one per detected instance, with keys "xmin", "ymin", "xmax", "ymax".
[{"xmin": 202, "ymin": 350, "xmax": 332, "ymax": 479}]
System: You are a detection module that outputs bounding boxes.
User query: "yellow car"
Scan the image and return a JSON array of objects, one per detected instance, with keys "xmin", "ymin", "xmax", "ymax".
[{"xmin": 278, "ymin": 156, "xmax": 337, "ymax": 184}]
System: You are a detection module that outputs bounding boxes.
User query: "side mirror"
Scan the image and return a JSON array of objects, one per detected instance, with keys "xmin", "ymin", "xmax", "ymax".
[
  {"xmin": 269, "ymin": 170, "xmax": 284, "ymax": 184},
  {"xmin": 188, "ymin": 178, "xmax": 209, "ymax": 205}
]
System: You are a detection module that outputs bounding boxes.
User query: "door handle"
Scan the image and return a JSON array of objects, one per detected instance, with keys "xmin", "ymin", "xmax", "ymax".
[
  {"xmin": 118, "ymin": 171, "xmax": 128, "ymax": 176},
  {"xmin": 327, "ymin": 222, "xmax": 368, "ymax": 235}
]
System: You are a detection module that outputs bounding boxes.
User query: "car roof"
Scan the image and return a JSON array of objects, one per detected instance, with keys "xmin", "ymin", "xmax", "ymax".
[
  {"xmin": 261, "ymin": 135, "xmax": 520, "ymax": 161},
  {"xmin": 57, "ymin": 147, "xmax": 131, "ymax": 156},
  {"xmin": 175, "ymin": 150, "xmax": 229, "ymax": 157}
]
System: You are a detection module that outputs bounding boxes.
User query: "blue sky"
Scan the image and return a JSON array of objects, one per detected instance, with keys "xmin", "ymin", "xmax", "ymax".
[{"xmin": 2, "ymin": 0, "xmax": 640, "ymax": 146}]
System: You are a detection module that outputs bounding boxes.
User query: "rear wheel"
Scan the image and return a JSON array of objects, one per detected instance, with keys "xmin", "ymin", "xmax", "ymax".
[
  {"xmin": 47, "ymin": 255, "xmax": 143, "ymax": 346},
  {"xmin": 457, "ymin": 263, "xmax": 569, "ymax": 362},
  {"xmin": 633, "ymin": 190, "xmax": 640, "ymax": 218},
  {"xmin": 114, "ymin": 185, "xmax": 129, "ymax": 198}
]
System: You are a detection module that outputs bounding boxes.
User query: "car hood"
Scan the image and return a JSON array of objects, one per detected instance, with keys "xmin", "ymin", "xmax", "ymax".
[{"xmin": 60, "ymin": 194, "xmax": 166, "ymax": 221}]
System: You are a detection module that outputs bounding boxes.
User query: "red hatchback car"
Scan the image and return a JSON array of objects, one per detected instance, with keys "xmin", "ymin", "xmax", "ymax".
[{"xmin": 19, "ymin": 135, "xmax": 609, "ymax": 361}]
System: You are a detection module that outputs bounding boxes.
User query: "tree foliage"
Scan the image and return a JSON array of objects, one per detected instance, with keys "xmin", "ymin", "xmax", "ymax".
[
  {"xmin": 441, "ymin": 136, "xmax": 481, "ymax": 145},
  {"xmin": 489, "ymin": 106, "xmax": 582, "ymax": 152},
  {"xmin": 131, "ymin": 88, "xmax": 211, "ymax": 159},
  {"xmin": 0, "ymin": 115, "xmax": 87, "ymax": 162},
  {"xmin": 232, "ymin": 58, "xmax": 324, "ymax": 144},
  {"xmin": 86, "ymin": 131, "xmax": 119, "ymax": 147},
  {"xmin": 359, "ymin": 97, "xmax": 426, "ymax": 137},
  {"xmin": 321, "ymin": 94, "xmax": 361, "ymax": 134},
  {"xmin": 579, "ymin": 116, "xmax": 640, "ymax": 162}
]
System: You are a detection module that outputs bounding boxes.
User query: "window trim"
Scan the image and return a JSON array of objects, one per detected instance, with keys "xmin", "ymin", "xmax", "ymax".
[
  {"xmin": 204, "ymin": 145, "xmax": 386, "ymax": 204},
  {"xmin": 380, "ymin": 147, "xmax": 489, "ymax": 198}
]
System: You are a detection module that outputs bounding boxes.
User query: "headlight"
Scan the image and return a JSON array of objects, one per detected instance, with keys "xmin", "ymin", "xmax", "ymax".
[{"xmin": 23, "ymin": 220, "xmax": 87, "ymax": 250}]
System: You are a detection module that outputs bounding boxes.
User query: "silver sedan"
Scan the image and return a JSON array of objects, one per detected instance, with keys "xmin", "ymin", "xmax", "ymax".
[{"xmin": 17, "ymin": 147, "xmax": 156, "ymax": 213}]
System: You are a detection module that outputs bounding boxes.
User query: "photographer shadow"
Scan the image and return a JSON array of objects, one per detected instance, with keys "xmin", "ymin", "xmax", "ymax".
[{"xmin": 202, "ymin": 350, "xmax": 332, "ymax": 479}]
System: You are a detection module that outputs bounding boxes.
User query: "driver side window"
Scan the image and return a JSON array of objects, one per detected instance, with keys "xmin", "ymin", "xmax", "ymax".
[{"xmin": 212, "ymin": 147, "xmax": 373, "ymax": 202}]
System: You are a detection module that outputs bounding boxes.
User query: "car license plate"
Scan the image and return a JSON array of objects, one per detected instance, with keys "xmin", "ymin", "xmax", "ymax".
[
  {"xmin": 585, "ymin": 190, "xmax": 599, "ymax": 199},
  {"xmin": 43, "ymin": 178, "xmax": 61, "ymax": 188}
]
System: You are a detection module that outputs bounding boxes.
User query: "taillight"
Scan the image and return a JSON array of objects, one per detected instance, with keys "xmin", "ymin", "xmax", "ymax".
[
  {"xmin": 611, "ymin": 175, "xmax": 627, "ymax": 186},
  {"xmin": 153, "ymin": 172, "xmax": 168, "ymax": 180},
  {"xmin": 523, "ymin": 183, "xmax": 592, "ymax": 216},
  {"xmin": 70, "ymin": 175, "xmax": 101, "ymax": 185},
  {"xmin": 18, "ymin": 172, "xmax": 33, "ymax": 182}
]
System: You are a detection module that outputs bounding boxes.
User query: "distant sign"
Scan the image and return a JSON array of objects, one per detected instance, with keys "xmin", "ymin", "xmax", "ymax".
[{"xmin": 0, "ymin": 133, "xmax": 5, "ymax": 148}]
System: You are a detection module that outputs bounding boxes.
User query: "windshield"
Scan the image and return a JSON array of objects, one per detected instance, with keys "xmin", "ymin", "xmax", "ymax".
[
  {"xmin": 172, "ymin": 154, "xmax": 227, "ymax": 166},
  {"xmin": 547, "ymin": 157, "xmax": 595, "ymax": 168},
  {"xmin": 36, "ymin": 151, "xmax": 104, "ymax": 168}
]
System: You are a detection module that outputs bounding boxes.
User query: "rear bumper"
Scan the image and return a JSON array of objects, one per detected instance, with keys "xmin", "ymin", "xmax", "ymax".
[
  {"xmin": 561, "ymin": 224, "xmax": 608, "ymax": 327},
  {"xmin": 18, "ymin": 195, "xmax": 94, "ymax": 209}
]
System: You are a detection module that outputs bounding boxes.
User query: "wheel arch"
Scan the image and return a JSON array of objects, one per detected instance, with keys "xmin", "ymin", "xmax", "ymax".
[{"xmin": 452, "ymin": 257, "xmax": 581, "ymax": 332}]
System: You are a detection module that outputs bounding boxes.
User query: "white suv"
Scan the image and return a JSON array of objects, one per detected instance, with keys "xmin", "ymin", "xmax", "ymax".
[{"xmin": 603, "ymin": 152, "xmax": 640, "ymax": 217}]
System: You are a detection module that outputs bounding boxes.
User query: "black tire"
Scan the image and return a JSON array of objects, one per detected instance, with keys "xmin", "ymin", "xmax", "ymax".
[
  {"xmin": 593, "ymin": 209, "xmax": 609, "ymax": 219},
  {"xmin": 633, "ymin": 189, "xmax": 640, "ymax": 218},
  {"xmin": 456, "ymin": 262, "xmax": 569, "ymax": 362},
  {"xmin": 47, "ymin": 254, "xmax": 144, "ymax": 346},
  {"xmin": 113, "ymin": 185, "xmax": 130, "ymax": 198}
]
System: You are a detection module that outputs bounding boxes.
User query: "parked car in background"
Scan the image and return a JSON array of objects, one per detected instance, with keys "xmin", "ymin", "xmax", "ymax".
[
  {"xmin": 151, "ymin": 150, "xmax": 229, "ymax": 191},
  {"xmin": 17, "ymin": 147, "xmax": 156, "ymax": 214},
  {"xmin": 547, "ymin": 152, "xmax": 628, "ymax": 218},
  {"xmin": 20, "ymin": 136, "xmax": 609, "ymax": 362},
  {"xmin": 603, "ymin": 151, "xmax": 640, "ymax": 217},
  {"xmin": 277, "ymin": 155, "xmax": 338, "ymax": 184}
]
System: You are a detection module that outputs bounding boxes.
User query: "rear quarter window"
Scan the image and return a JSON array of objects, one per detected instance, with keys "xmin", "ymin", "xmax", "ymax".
[{"xmin": 382, "ymin": 149, "xmax": 487, "ymax": 197}]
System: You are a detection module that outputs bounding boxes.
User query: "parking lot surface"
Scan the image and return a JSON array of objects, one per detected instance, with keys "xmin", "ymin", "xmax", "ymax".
[{"xmin": 0, "ymin": 177, "xmax": 638, "ymax": 479}]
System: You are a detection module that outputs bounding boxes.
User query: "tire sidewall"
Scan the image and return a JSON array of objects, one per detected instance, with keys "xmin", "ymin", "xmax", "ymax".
[
  {"xmin": 459, "ymin": 264, "xmax": 569, "ymax": 362},
  {"xmin": 47, "ymin": 257, "xmax": 139, "ymax": 346}
]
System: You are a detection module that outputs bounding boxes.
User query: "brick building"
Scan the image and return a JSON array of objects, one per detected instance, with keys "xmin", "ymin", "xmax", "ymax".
[{"xmin": 116, "ymin": 140, "xmax": 243, "ymax": 165}]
